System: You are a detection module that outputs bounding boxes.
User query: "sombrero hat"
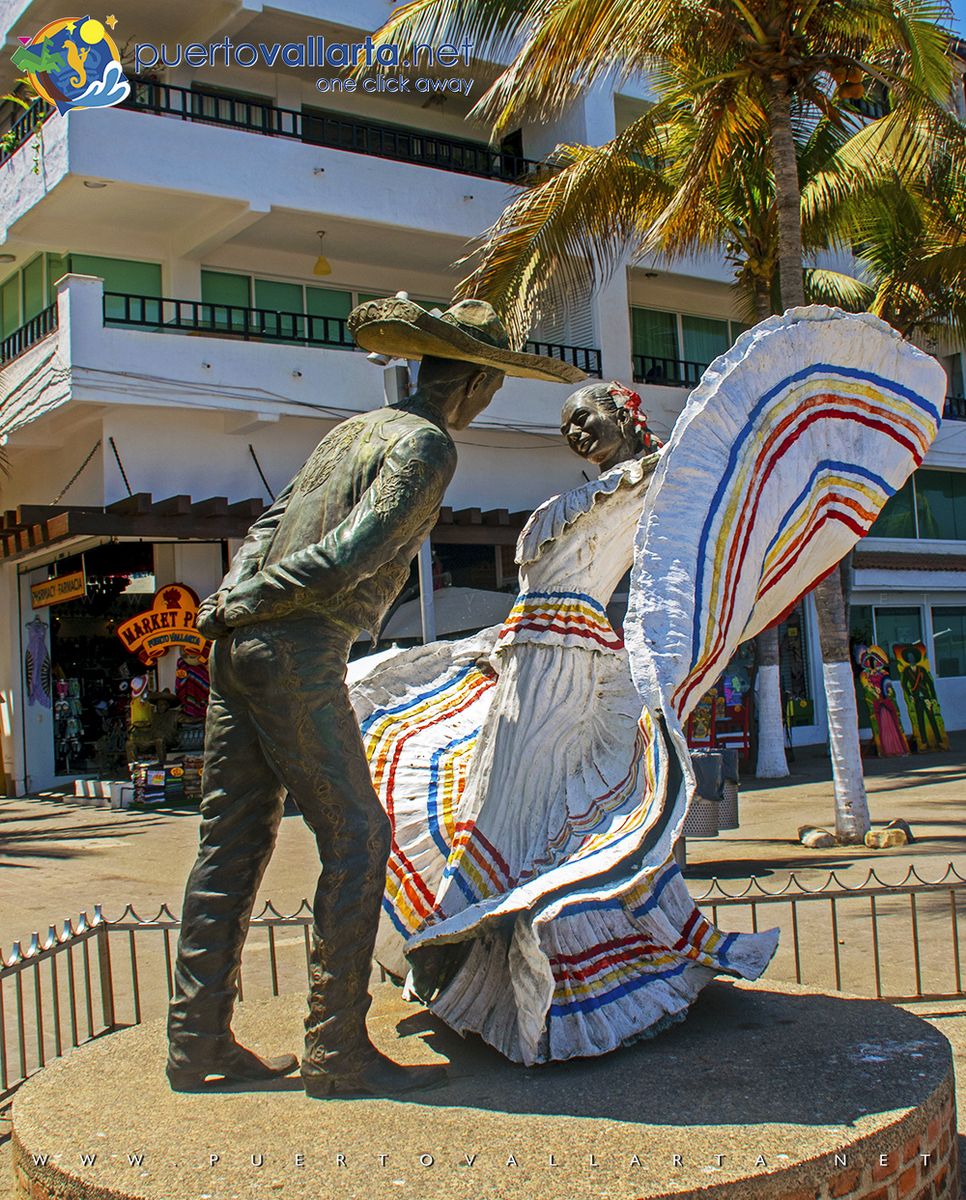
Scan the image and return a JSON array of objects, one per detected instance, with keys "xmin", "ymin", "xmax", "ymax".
[{"xmin": 348, "ymin": 295, "xmax": 586, "ymax": 384}]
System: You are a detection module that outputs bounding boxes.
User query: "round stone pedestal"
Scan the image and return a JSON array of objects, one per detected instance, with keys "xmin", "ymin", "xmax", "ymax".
[{"xmin": 9, "ymin": 981, "xmax": 958, "ymax": 1200}]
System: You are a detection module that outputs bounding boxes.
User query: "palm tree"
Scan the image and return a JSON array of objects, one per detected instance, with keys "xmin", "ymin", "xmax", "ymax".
[{"xmin": 367, "ymin": 0, "xmax": 959, "ymax": 841}]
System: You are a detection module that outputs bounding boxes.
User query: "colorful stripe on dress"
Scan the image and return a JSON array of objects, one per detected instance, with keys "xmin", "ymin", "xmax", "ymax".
[
  {"xmin": 498, "ymin": 591, "xmax": 624, "ymax": 652},
  {"xmin": 674, "ymin": 368, "xmax": 941, "ymax": 716},
  {"xmin": 363, "ymin": 662, "xmax": 499, "ymax": 937}
]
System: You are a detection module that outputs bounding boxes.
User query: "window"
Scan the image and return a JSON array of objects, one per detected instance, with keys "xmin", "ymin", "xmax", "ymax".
[
  {"xmin": 71, "ymin": 255, "xmax": 163, "ymax": 321},
  {"xmin": 931, "ymin": 605, "xmax": 966, "ymax": 677},
  {"xmin": 190, "ymin": 85, "xmax": 274, "ymax": 132},
  {"xmin": 1, "ymin": 274, "xmax": 19, "ymax": 339},
  {"xmin": 866, "ymin": 468, "xmax": 966, "ymax": 542},
  {"xmin": 253, "ymin": 279, "xmax": 304, "ymax": 341},
  {"xmin": 21, "ymin": 255, "xmax": 45, "ymax": 322},
  {"xmin": 866, "ymin": 476, "xmax": 917, "ymax": 539},
  {"xmin": 681, "ymin": 314, "xmax": 730, "ymax": 366},
  {"xmin": 45, "ymin": 253, "xmax": 69, "ymax": 303},
  {"xmin": 916, "ymin": 470, "xmax": 966, "ymax": 541},
  {"xmin": 873, "ymin": 606, "xmax": 923, "ymax": 675},
  {"xmin": 200, "ymin": 270, "xmax": 250, "ymax": 332}
]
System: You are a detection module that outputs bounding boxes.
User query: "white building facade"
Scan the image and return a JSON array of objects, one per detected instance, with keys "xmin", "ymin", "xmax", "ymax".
[{"xmin": 0, "ymin": 0, "xmax": 963, "ymax": 792}]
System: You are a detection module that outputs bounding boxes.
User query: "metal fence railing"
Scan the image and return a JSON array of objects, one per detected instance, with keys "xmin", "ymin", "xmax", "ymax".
[
  {"xmin": 3, "ymin": 866, "xmax": 965, "ymax": 1105},
  {"xmin": 692, "ymin": 863, "xmax": 966, "ymax": 1003},
  {"xmin": 0, "ymin": 303, "xmax": 58, "ymax": 366},
  {"xmin": 632, "ymin": 352, "xmax": 710, "ymax": 388}
]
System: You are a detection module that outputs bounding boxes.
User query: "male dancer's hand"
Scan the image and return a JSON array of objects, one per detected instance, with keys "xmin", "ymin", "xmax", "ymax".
[{"xmin": 197, "ymin": 591, "xmax": 231, "ymax": 640}]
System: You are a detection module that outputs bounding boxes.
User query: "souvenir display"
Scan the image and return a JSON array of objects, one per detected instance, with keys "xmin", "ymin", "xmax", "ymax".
[{"xmin": 894, "ymin": 642, "xmax": 949, "ymax": 751}]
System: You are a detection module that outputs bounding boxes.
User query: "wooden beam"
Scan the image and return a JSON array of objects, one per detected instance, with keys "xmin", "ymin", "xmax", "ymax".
[
  {"xmin": 106, "ymin": 493, "xmax": 152, "ymax": 516},
  {"xmin": 482, "ymin": 508, "xmax": 510, "ymax": 526},
  {"xmin": 152, "ymin": 495, "xmax": 192, "ymax": 516},
  {"xmin": 227, "ymin": 498, "xmax": 264, "ymax": 519},
  {"xmin": 453, "ymin": 507, "xmax": 483, "ymax": 526},
  {"xmin": 431, "ymin": 526, "xmax": 520, "ymax": 546},
  {"xmin": 191, "ymin": 497, "xmax": 229, "ymax": 518}
]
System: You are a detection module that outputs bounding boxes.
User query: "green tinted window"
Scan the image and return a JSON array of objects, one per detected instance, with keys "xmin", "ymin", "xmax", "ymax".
[
  {"xmin": 254, "ymin": 279, "xmax": 303, "ymax": 313},
  {"xmin": 71, "ymin": 256, "xmax": 162, "ymax": 321},
  {"xmin": 70, "ymin": 255, "xmax": 161, "ymax": 297},
  {"xmin": 681, "ymin": 314, "xmax": 730, "ymax": 366},
  {"xmin": 253, "ymin": 279, "xmax": 304, "ymax": 341},
  {"xmin": 45, "ymin": 253, "xmax": 69, "ymax": 302},
  {"xmin": 201, "ymin": 270, "xmax": 250, "ymax": 306},
  {"xmin": 21, "ymin": 256, "xmax": 45, "ymax": 321},
  {"xmin": 306, "ymin": 287, "xmax": 352, "ymax": 319},
  {"xmin": 1, "ymin": 275, "xmax": 20, "ymax": 338},
  {"xmin": 867, "ymin": 476, "xmax": 916, "ymax": 539},
  {"xmin": 873, "ymin": 606, "xmax": 923, "ymax": 672},
  {"xmin": 915, "ymin": 469, "xmax": 966, "ymax": 540},
  {"xmin": 931, "ymin": 606, "xmax": 966, "ymax": 677},
  {"xmin": 631, "ymin": 307, "xmax": 678, "ymax": 360},
  {"xmin": 201, "ymin": 271, "xmax": 250, "ymax": 332},
  {"xmin": 850, "ymin": 604, "xmax": 875, "ymax": 725}
]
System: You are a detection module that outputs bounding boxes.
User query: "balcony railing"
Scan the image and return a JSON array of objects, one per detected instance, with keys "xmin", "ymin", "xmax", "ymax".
[
  {"xmin": 103, "ymin": 293, "xmax": 355, "ymax": 349},
  {"xmin": 104, "ymin": 292, "xmax": 602, "ymax": 374},
  {"xmin": 525, "ymin": 339, "xmax": 601, "ymax": 378},
  {"xmin": 120, "ymin": 80, "xmax": 551, "ymax": 184},
  {"xmin": 0, "ymin": 96, "xmax": 53, "ymax": 167},
  {"xmin": 0, "ymin": 303, "xmax": 58, "ymax": 365},
  {"xmin": 946, "ymin": 395, "xmax": 966, "ymax": 422},
  {"xmin": 633, "ymin": 352, "xmax": 709, "ymax": 388}
]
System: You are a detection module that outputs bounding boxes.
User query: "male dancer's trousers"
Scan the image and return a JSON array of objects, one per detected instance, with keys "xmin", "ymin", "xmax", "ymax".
[{"xmin": 167, "ymin": 618, "xmax": 392, "ymax": 1077}]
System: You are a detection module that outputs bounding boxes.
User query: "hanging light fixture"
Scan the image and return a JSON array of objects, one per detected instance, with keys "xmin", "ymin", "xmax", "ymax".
[{"xmin": 313, "ymin": 230, "xmax": 332, "ymax": 277}]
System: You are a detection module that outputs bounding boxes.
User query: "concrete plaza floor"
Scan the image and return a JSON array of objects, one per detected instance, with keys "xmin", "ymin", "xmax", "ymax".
[{"xmin": 2, "ymin": 736, "xmax": 966, "ymax": 1193}]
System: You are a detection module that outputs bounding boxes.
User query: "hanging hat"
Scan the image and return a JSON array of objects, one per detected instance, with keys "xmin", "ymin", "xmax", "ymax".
[{"xmin": 348, "ymin": 295, "xmax": 586, "ymax": 384}]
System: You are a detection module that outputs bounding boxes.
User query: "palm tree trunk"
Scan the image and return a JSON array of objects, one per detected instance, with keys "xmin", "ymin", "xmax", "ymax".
[
  {"xmin": 766, "ymin": 76, "xmax": 871, "ymax": 842},
  {"xmin": 755, "ymin": 623, "xmax": 790, "ymax": 777},
  {"xmin": 750, "ymin": 281, "xmax": 790, "ymax": 778}
]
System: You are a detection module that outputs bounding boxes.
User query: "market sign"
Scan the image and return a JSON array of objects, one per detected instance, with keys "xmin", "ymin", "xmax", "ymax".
[
  {"xmin": 116, "ymin": 583, "xmax": 208, "ymax": 663},
  {"xmin": 31, "ymin": 568, "xmax": 87, "ymax": 610}
]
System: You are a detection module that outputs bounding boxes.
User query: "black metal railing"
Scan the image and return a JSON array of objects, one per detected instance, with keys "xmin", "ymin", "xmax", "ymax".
[
  {"xmin": 633, "ymin": 352, "xmax": 709, "ymax": 388},
  {"xmin": 0, "ymin": 97, "xmax": 53, "ymax": 167},
  {"xmin": 0, "ymin": 303, "xmax": 58, "ymax": 365},
  {"xmin": 103, "ymin": 293, "xmax": 602, "ymax": 372},
  {"xmin": 945, "ymin": 395, "xmax": 966, "ymax": 422},
  {"xmin": 4, "ymin": 865, "xmax": 966, "ymax": 1102},
  {"xmin": 103, "ymin": 292, "xmax": 356, "ymax": 349},
  {"xmin": 120, "ymin": 80, "xmax": 550, "ymax": 183},
  {"xmin": 524, "ymin": 339, "xmax": 602, "ymax": 378}
]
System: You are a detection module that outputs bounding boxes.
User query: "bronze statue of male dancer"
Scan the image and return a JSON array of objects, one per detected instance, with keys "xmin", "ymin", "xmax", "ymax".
[{"xmin": 166, "ymin": 295, "xmax": 583, "ymax": 1098}]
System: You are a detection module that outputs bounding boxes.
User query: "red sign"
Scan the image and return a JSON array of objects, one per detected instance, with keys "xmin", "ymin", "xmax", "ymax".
[{"xmin": 116, "ymin": 584, "xmax": 209, "ymax": 664}]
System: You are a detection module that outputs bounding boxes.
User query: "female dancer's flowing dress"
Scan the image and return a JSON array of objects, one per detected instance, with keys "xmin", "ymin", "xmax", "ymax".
[{"xmin": 350, "ymin": 307, "xmax": 946, "ymax": 1065}]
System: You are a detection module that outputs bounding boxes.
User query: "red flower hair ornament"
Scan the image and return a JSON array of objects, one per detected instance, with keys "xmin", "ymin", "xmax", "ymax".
[{"xmin": 607, "ymin": 381, "xmax": 663, "ymax": 453}]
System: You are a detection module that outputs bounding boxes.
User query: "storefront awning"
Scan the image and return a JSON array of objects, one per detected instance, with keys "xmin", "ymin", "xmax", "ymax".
[
  {"xmin": 0, "ymin": 493, "xmax": 265, "ymax": 562},
  {"xmin": 1, "ymin": 496, "xmax": 533, "ymax": 562},
  {"xmin": 852, "ymin": 548, "xmax": 966, "ymax": 572}
]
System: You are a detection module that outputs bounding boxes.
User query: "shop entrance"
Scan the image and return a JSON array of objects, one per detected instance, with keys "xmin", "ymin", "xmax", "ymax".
[{"xmin": 46, "ymin": 543, "xmax": 156, "ymax": 778}]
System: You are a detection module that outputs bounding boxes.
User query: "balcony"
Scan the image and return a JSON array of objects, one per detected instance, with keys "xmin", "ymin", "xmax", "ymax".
[
  {"xmin": 0, "ymin": 302, "xmax": 56, "ymax": 365},
  {"xmin": 116, "ymin": 80, "xmax": 551, "ymax": 185},
  {"xmin": 0, "ymin": 95, "xmax": 50, "ymax": 167},
  {"xmin": 102, "ymin": 292, "xmax": 602, "ymax": 376},
  {"xmin": 0, "ymin": 276, "xmax": 599, "ymax": 444},
  {"xmin": 632, "ymin": 352, "xmax": 709, "ymax": 388}
]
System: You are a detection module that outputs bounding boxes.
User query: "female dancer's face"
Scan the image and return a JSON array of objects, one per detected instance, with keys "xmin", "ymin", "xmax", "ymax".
[{"xmin": 560, "ymin": 396, "xmax": 626, "ymax": 467}]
